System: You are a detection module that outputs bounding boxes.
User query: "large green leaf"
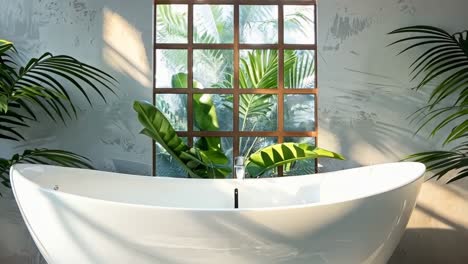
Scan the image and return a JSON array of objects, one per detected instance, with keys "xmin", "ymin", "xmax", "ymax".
[
  {"xmin": 133, "ymin": 100, "xmax": 200, "ymax": 177},
  {"xmin": 170, "ymin": 73, "xmax": 230, "ymax": 175},
  {"xmin": 246, "ymin": 143, "xmax": 345, "ymax": 177}
]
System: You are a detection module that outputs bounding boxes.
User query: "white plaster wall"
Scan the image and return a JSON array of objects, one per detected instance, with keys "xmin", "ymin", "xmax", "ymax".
[{"xmin": 0, "ymin": 0, "xmax": 466, "ymax": 263}]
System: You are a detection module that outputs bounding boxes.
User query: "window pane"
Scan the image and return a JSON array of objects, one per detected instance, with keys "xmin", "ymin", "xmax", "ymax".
[
  {"xmin": 283, "ymin": 137, "xmax": 316, "ymax": 176},
  {"xmin": 240, "ymin": 5, "xmax": 278, "ymax": 44},
  {"xmin": 193, "ymin": 94, "xmax": 233, "ymax": 131},
  {"xmin": 240, "ymin": 50, "xmax": 278, "ymax": 89},
  {"xmin": 194, "ymin": 5, "xmax": 234, "ymax": 43},
  {"xmin": 240, "ymin": 137, "xmax": 277, "ymax": 159},
  {"xmin": 155, "ymin": 94, "xmax": 187, "ymax": 131},
  {"xmin": 156, "ymin": 138, "xmax": 188, "ymax": 177},
  {"xmin": 284, "ymin": 5, "xmax": 315, "ymax": 44},
  {"xmin": 155, "ymin": 49, "xmax": 188, "ymax": 88},
  {"xmin": 193, "ymin": 50, "xmax": 234, "ymax": 88},
  {"xmin": 284, "ymin": 50, "xmax": 315, "ymax": 89},
  {"xmin": 194, "ymin": 137, "xmax": 233, "ymax": 178},
  {"xmin": 239, "ymin": 94, "xmax": 277, "ymax": 131},
  {"xmin": 284, "ymin": 94, "xmax": 315, "ymax": 131},
  {"xmin": 156, "ymin": 5, "xmax": 188, "ymax": 43}
]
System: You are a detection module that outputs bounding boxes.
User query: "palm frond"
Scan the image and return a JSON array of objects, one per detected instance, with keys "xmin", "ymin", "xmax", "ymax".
[
  {"xmin": 0, "ymin": 148, "xmax": 93, "ymax": 191},
  {"xmin": 0, "ymin": 41, "xmax": 117, "ymax": 141},
  {"xmin": 392, "ymin": 26, "xmax": 468, "ymax": 182},
  {"xmin": 404, "ymin": 142, "xmax": 468, "ymax": 183},
  {"xmin": 390, "ymin": 26, "xmax": 468, "ymax": 145}
]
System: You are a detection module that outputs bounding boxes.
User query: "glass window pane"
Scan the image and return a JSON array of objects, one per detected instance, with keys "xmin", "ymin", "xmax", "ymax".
[
  {"xmin": 156, "ymin": 5, "xmax": 188, "ymax": 43},
  {"xmin": 155, "ymin": 94, "xmax": 187, "ymax": 131},
  {"xmin": 284, "ymin": 50, "xmax": 315, "ymax": 88},
  {"xmin": 156, "ymin": 138, "xmax": 188, "ymax": 177},
  {"xmin": 193, "ymin": 94, "xmax": 233, "ymax": 131},
  {"xmin": 284, "ymin": 5, "xmax": 315, "ymax": 44},
  {"xmin": 194, "ymin": 5, "xmax": 234, "ymax": 43},
  {"xmin": 240, "ymin": 5, "xmax": 278, "ymax": 44},
  {"xmin": 240, "ymin": 137, "xmax": 277, "ymax": 159},
  {"xmin": 193, "ymin": 50, "xmax": 234, "ymax": 88},
  {"xmin": 239, "ymin": 94, "xmax": 277, "ymax": 131},
  {"xmin": 284, "ymin": 94, "xmax": 315, "ymax": 131},
  {"xmin": 155, "ymin": 49, "xmax": 188, "ymax": 88},
  {"xmin": 240, "ymin": 50, "xmax": 278, "ymax": 89}
]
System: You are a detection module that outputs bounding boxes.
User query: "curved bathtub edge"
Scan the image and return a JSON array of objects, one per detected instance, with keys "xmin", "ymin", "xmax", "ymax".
[
  {"xmin": 10, "ymin": 166, "xmax": 55, "ymax": 264},
  {"xmin": 10, "ymin": 162, "xmax": 427, "ymax": 212}
]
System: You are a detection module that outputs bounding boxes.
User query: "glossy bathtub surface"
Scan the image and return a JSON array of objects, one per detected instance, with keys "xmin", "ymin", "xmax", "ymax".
[{"xmin": 11, "ymin": 162, "xmax": 425, "ymax": 264}]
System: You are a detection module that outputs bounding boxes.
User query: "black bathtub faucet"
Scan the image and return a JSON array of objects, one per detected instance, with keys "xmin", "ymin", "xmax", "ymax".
[{"xmin": 234, "ymin": 188, "xmax": 239, "ymax": 209}]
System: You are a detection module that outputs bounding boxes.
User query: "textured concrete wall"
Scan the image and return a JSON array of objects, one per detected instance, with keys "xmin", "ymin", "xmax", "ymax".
[{"xmin": 0, "ymin": 0, "xmax": 467, "ymax": 263}]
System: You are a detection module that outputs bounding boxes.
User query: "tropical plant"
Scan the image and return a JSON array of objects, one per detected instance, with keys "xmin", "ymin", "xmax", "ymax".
[
  {"xmin": 0, "ymin": 39, "xmax": 116, "ymax": 194},
  {"xmin": 134, "ymin": 100, "xmax": 344, "ymax": 178},
  {"xmin": 389, "ymin": 26, "xmax": 468, "ymax": 183}
]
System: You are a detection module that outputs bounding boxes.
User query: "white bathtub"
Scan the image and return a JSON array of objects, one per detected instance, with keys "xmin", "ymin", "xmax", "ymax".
[{"xmin": 11, "ymin": 162, "xmax": 425, "ymax": 264}]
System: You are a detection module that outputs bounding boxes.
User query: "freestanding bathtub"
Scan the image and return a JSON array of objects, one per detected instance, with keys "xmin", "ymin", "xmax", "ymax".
[{"xmin": 11, "ymin": 162, "xmax": 425, "ymax": 264}]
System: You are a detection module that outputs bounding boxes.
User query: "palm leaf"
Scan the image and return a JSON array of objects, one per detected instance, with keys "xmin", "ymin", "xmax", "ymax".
[
  {"xmin": 0, "ymin": 148, "xmax": 93, "ymax": 192},
  {"xmin": 391, "ymin": 26, "xmax": 468, "ymax": 182},
  {"xmin": 246, "ymin": 143, "xmax": 345, "ymax": 177},
  {"xmin": 389, "ymin": 26, "xmax": 468, "ymax": 145},
  {"xmin": 404, "ymin": 142, "xmax": 468, "ymax": 183},
  {"xmin": 0, "ymin": 42, "xmax": 117, "ymax": 141}
]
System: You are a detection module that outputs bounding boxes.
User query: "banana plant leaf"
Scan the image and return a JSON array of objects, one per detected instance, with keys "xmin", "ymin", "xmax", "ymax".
[
  {"xmin": 133, "ymin": 100, "xmax": 201, "ymax": 178},
  {"xmin": 246, "ymin": 143, "xmax": 345, "ymax": 177},
  {"xmin": 170, "ymin": 73, "xmax": 231, "ymax": 176}
]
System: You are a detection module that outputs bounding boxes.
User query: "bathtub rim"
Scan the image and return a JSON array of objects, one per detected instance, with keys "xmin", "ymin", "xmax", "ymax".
[{"xmin": 10, "ymin": 162, "xmax": 426, "ymax": 212}]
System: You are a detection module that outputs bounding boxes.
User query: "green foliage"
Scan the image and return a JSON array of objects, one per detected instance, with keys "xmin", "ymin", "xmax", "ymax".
[
  {"xmin": 405, "ymin": 143, "xmax": 468, "ymax": 183},
  {"xmin": 0, "ymin": 39, "xmax": 116, "ymax": 194},
  {"xmin": 134, "ymin": 101, "xmax": 231, "ymax": 178},
  {"xmin": 0, "ymin": 149, "xmax": 92, "ymax": 192},
  {"xmin": 170, "ymin": 72, "xmax": 231, "ymax": 177},
  {"xmin": 246, "ymin": 143, "xmax": 345, "ymax": 177},
  {"xmin": 389, "ymin": 26, "xmax": 468, "ymax": 182},
  {"xmin": 134, "ymin": 100, "xmax": 344, "ymax": 178}
]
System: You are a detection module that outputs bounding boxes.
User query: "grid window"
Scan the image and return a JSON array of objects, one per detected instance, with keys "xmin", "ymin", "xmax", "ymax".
[{"xmin": 154, "ymin": 0, "xmax": 317, "ymax": 177}]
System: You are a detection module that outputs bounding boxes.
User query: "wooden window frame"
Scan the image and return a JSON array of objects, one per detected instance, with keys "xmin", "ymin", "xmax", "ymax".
[{"xmin": 153, "ymin": 0, "xmax": 318, "ymax": 176}]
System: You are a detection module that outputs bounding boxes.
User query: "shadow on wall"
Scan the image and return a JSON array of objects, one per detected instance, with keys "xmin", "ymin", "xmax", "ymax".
[{"xmin": 318, "ymin": 66, "xmax": 438, "ymax": 171}]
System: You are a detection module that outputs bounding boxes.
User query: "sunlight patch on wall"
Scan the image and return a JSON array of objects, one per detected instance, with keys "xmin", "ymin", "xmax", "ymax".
[{"xmin": 103, "ymin": 8, "xmax": 151, "ymax": 88}]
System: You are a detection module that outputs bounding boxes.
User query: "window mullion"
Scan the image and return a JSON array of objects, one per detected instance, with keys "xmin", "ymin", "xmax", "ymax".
[
  {"xmin": 187, "ymin": 3, "xmax": 194, "ymax": 147},
  {"xmin": 233, "ymin": 3, "xmax": 240, "ymax": 158},
  {"xmin": 277, "ymin": 4, "xmax": 285, "ymax": 176}
]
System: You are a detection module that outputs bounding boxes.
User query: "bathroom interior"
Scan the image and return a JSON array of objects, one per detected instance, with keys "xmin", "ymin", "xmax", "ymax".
[{"xmin": 0, "ymin": 0, "xmax": 467, "ymax": 263}]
